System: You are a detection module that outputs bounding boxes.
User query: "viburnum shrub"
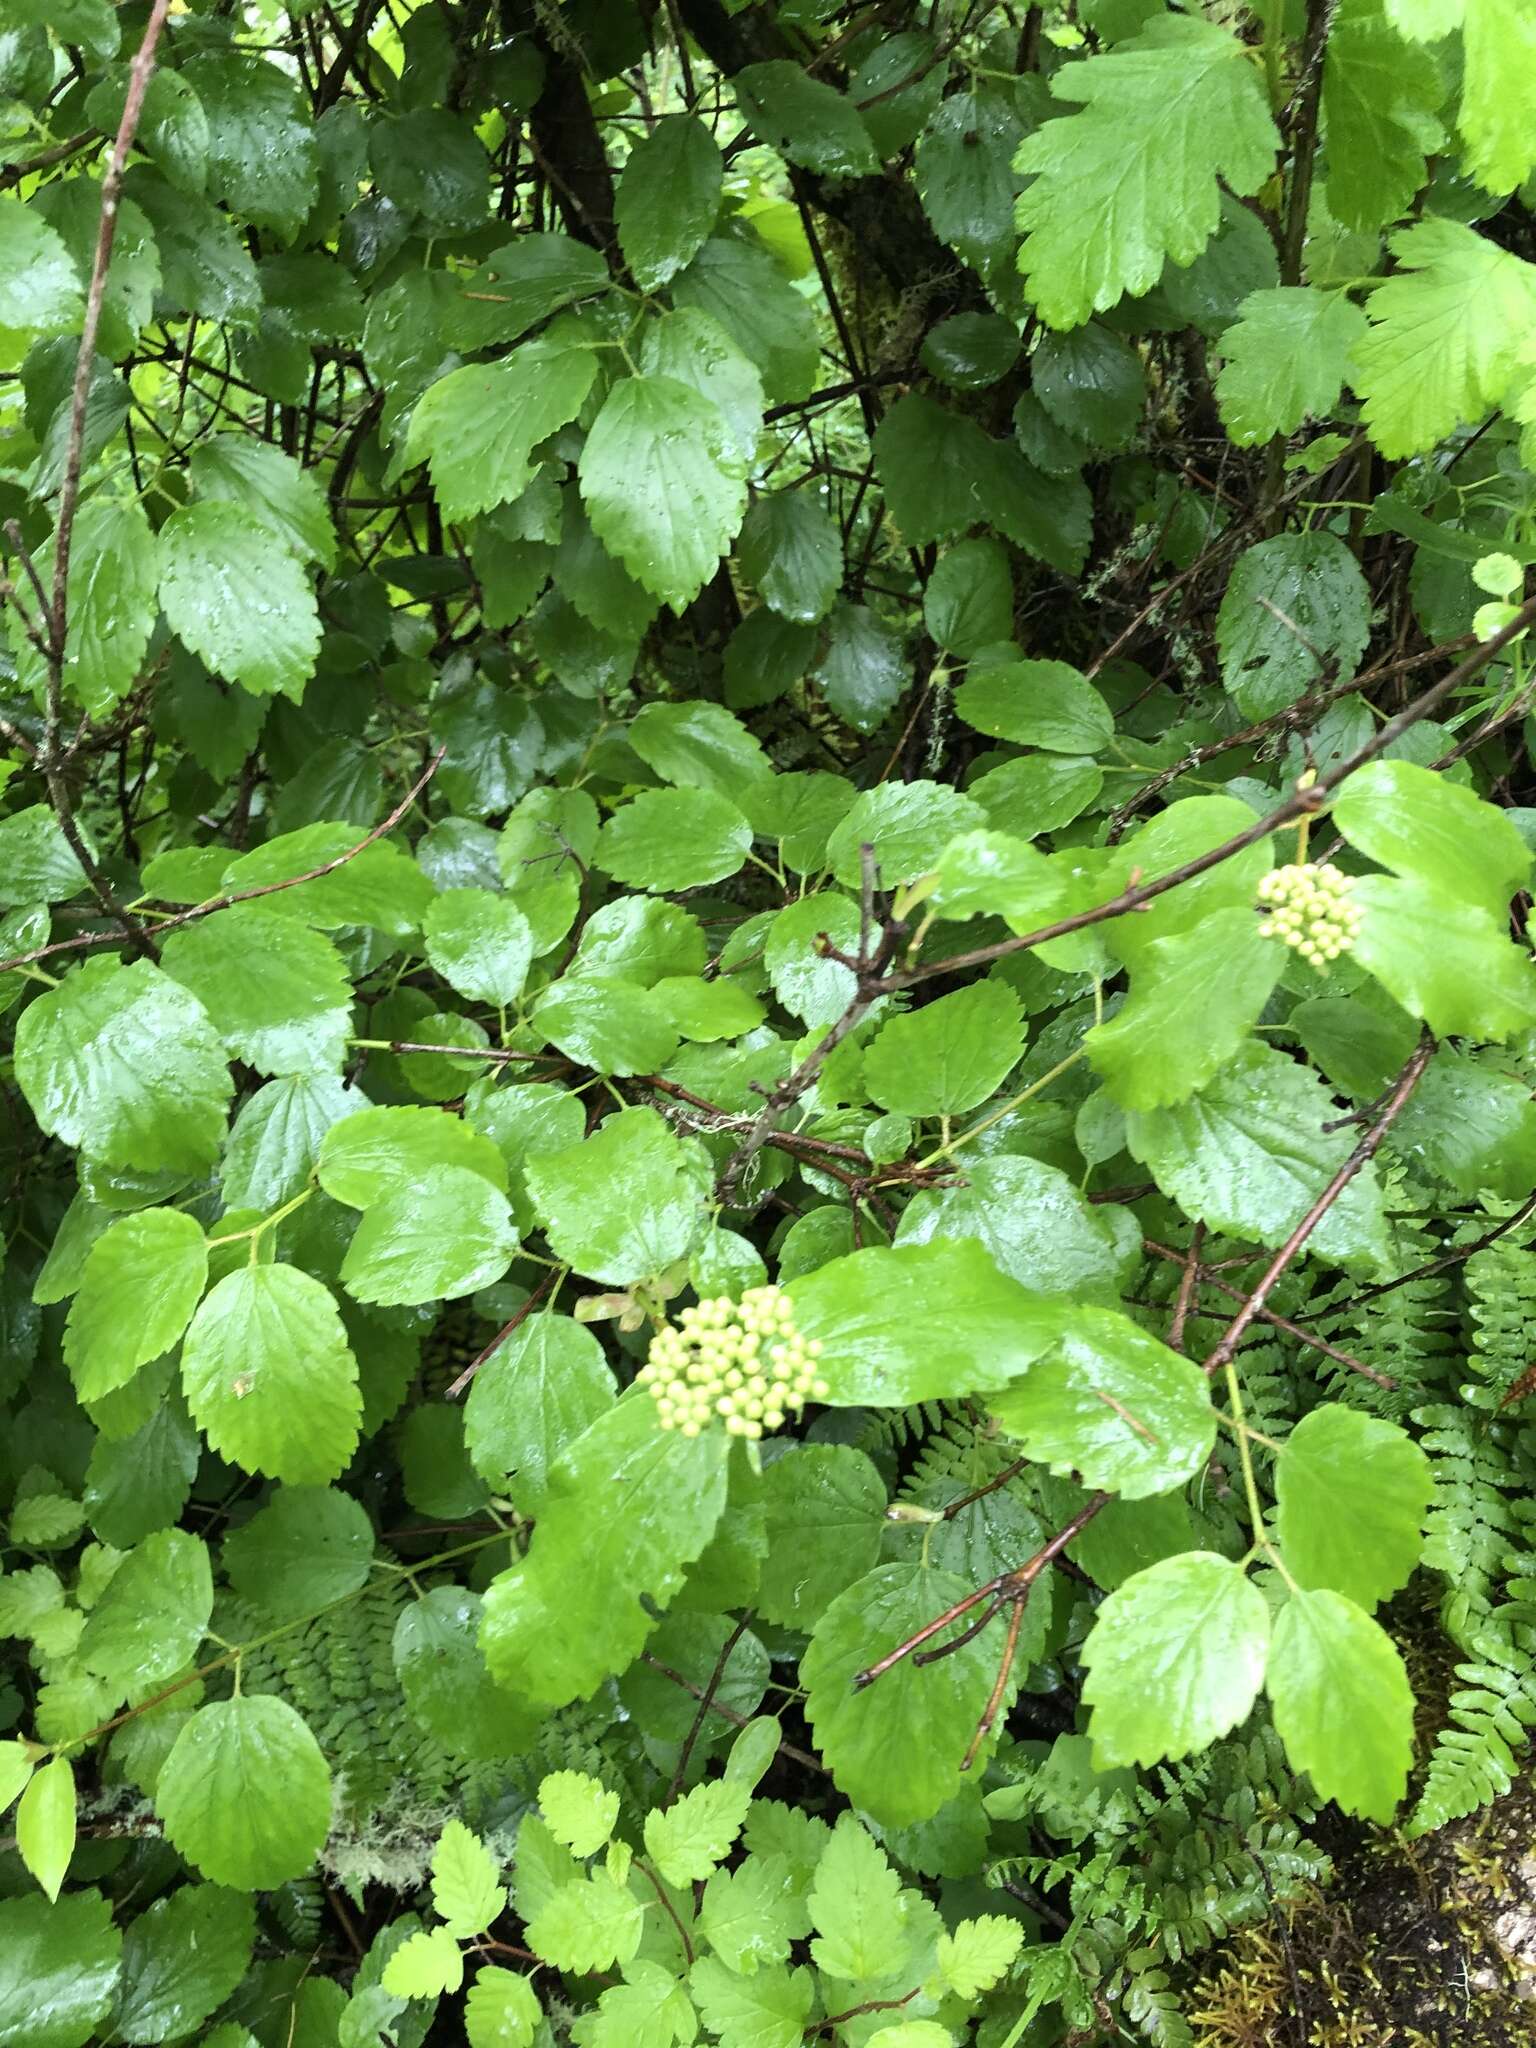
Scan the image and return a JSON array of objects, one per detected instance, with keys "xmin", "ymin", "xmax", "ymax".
[{"xmin": 4, "ymin": 0, "xmax": 1536, "ymax": 2042}]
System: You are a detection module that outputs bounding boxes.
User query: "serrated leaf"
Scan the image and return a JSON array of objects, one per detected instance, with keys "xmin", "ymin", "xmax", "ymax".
[
  {"xmin": 987, "ymin": 1307, "xmax": 1216, "ymax": 1499},
  {"xmin": 1267, "ymin": 1588, "xmax": 1413, "ymax": 1821},
  {"xmin": 7, "ymin": 499, "xmax": 158, "ymax": 720},
  {"xmin": 1322, "ymin": 12, "xmax": 1443, "ymax": 230},
  {"xmin": 757, "ymin": 1444, "xmax": 887, "ymax": 1628},
  {"xmin": 15, "ymin": 958, "xmax": 232, "ymax": 1175},
  {"xmin": 1350, "ymin": 218, "xmax": 1536, "ymax": 457},
  {"xmin": 527, "ymin": 1874, "xmax": 643, "ymax": 1973},
  {"xmin": 63, "ymin": 1208, "xmax": 207, "ymax": 1403},
  {"xmin": 158, "ymin": 503, "xmax": 319, "ymax": 701},
  {"xmin": 480, "ymin": 1397, "xmax": 730, "ymax": 1706},
  {"xmin": 423, "ymin": 888, "xmax": 534, "ymax": 1006},
  {"xmin": 1016, "ymin": 16, "xmax": 1278, "ymax": 328},
  {"xmin": 935, "ymin": 1915, "xmax": 1024, "ymax": 2000},
  {"xmin": 78, "ymin": 1528, "xmax": 212, "ymax": 1694},
  {"xmin": 340, "ymin": 1163, "xmax": 518, "ymax": 1308},
  {"xmin": 319, "ymin": 1104, "xmax": 508, "ymax": 1208},
  {"xmin": 525, "ymin": 1107, "xmax": 709, "ymax": 1287},
  {"xmin": 156, "ymin": 1695, "xmax": 331, "ymax": 1888},
  {"xmin": 1275, "ymin": 1405, "xmax": 1433, "ymax": 1611},
  {"xmin": 395, "ymin": 1586, "xmax": 544, "ymax": 1763},
  {"xmin": 180, "ymin": 1265, "xmax": 361, "ymax": 1485},
  {"xmin": 1217, "ymin": 532, "xmax": 1370, "ymax": 717},
  {"xmin": 433, "ymin": 1820, "xmax": 506, "ymax": 1938},
  {"xmin": 952, "ymin": 659, "xmax": 1113, "ymax": 752},
  {"xmin": 539, "ymin": 1770, "xmax": 620, "ymax": 1857},
  {"xmin": 690, "ymin": 1957, "xmax": 814, "ymax": 2048},
  {"xmin": 1349, "ymin": 873, "xmax": 1536, "ymax": 1039},
  {"xmin": 673, "ymin": 237, "xmax": 820, "ymax": 405},
  {"xmin": 580, "ymin": 374, "xmax": 748, "ymax": 610},
  {"xmin": 465, "ymin": 1966, "xmax": 542, "ymax": 2048},
  {"xmin": 222, "ymin": 1075, "xmax": 361, "ymax": 1214},
  {"xmin": 1215, "ymin": 288, "xmax": 1368, "ymax": 445},
  {"xmin": 222, "ymin": 1486, "xmax": 374, "ymax": 1621},
  {"xmin": 736, "ymin": 61, "xmax": 879, "ymax": 175},
  {"xmin": 1082, "ymin": 1553, "xmax": 1271, "ymax": 1767},
  {"xmin": 596, "ymin": 787, "xmax": 753, "ymax": 893},
  {"xmin": 804, "ymin": 1564, "xmax": 1002, "ymax": 1825},
  {"xmin": 863, "ymin": 981, "xmax": 1024, "ymax": 1118},
  {"xmin": 17, "ymin": 1758, "xmax": 75, "ymax": 1902},
  {"xmin": 1334, "ymin": 757, "xmax": 1531, "ymax": 922},
  {"xmin": 407, "ymin": 345, "xmax": 598, "ymax": 526},
  {"xmin": 381, "ymin": 1925, "xmax": 464, "ymax": 1999},
  {"xmin": 616, "ymin": 115, "xmax": 723, "ymax": 290},
  {"xmin": 116, "ymin": 1885, "xmax": 255, "ymax": 2046},
  {"xmin": 0, "ymin": 196, "xmax": 82, "ymax": 331},
  {"xmin": 464, "ymin": 1312, "xmax": 614, "ymax": 1506},
  {"xmin": 643, "ymin": 1778, "xmax": 751, "ymax": 1885},
  {"xmin": 161, "ymin": 905, "xmax": 352, "ymax": 1078},
  {"xmin": 0, "ymin": 808, "xmax": 86, "ymax": 908},
  {"xmin": 189, "ymin": 436, "xmax": 335, "ymax": 571},
  {"xmin": 807, "ymin": 1814, "xmax": 913, "ymax": 1982},
  {"xmin": 738, "ymin": 491, "xmax": 841, "ymax": 624},
  {"xmin": 0, "ymin": 1889, "xmax": 121, "ymax": 2048}
]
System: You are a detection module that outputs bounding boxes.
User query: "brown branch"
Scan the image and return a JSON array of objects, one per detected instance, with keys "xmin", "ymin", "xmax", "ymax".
[
  {"xmin": 638, "ymin": 1653, "xmax": 830, "ymax": 1776},
  {"xmin": 634, "ymin": 1858, "xmax": 694, "ymax": 1966},
  {"xmin": 445, "ymin": 1271, "xmax": 555, "ymax": 1399},
  {"xmin": 1168, "ymin": 1221, "xmax": 1205, "ymax": 1352},
  {"xmin": 1143, "ymin": 1240, "xmax": 1393, "ymax": 1389},
  {"xmin": 805, "ymin": 1990, "xmax": 919, "ymax": 2036},
  {"xmin": 1323, "ymin": 1188, "xmax": 1536, "ymax": 1320},
  {"xmin": 666, "ymin": 1613, "xmax": 752, "ymax": 1805}
]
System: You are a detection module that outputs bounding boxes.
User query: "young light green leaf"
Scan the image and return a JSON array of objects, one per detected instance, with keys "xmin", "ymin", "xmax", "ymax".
[
  {"xmin": 1321, "ymin": 11, "xmax": 1443, "ymax": 230},
  {"xmin": 464, "ymin": 1312, "xmax": 614, "ymax": 1507},
  {"xmin": 1016, "ymin": 15, "xmax": 1278, "ymax": 328},
  {"xmin": 158, "ymin": 502, "xmax": 319, "ymax": 701},
  {"xmin": 181, "ymin": 1265, "xmax": 362, "ymax": 1485},
  {"xmin": 934, "ymin": 1915, "xmax": 1025, "ymax": 2000},
  {"xmin": 380, "ymin": 1925, "xmax": 465, "ymax": 1999},
  {"xmin": 0, "ymin": 1742, "xmax": 33, "ymax": 1817},
  {"xmin": 1267, "ymin": 1588, "xmax": 1414, "ymax": 1822},
  {"xmin": 1216, "ymin": 288, "xmax": 1370, "ymax": 447},
  {"xmin": 690, "ymin": 1957, "xmax": 814, "ymax": 2048},
  {"xmin": 807, "ymin": 1815, "xmax": 913, "ymax": 1983},
  {"xmin": 17, "ymin": 1758, "xmax": 75, "ymax": 1902},
  {"xmin": 643, "ymin": 1778, "xmax": 751, "ymax": 1886},
  {"xmin": 432, "ymin": 1819, "xmax": 506, "ymax": 1938},
  {"xmin": 318, "ymin": 1102, "xmax": 508, "ymax": 1208},
  {"xmin": 1081, "ymin": 1553, "xmax": 1271, "ymax": 1768},
  {"xmin": 161, "ymin": 905, "xmax": 353, "ymax": 1078},
  {"xmin": 1349, "ymin": 873, "xmax": 1536, "ymax": 1040},
  {"xmin": 157, "ymin": 1696, "xmax": 331, "ymax": 1889},
  {"xmin": 465, "ymin": 1966, "xmax": 542, "ymax": 2048},
  {"xmin": 526, "ymin": 1874, "xmax": 644, "ymax": 1973},
  {"xmin": 538, "ymin": 1769, "xmax": 621, "ymax": 1857},
  {"xmin": 63, "ymin": 1208, "xmax": 208, "ymax": 1403}
]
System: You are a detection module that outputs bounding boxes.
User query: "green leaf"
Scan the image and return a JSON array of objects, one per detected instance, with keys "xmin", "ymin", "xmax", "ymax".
[
  {"xmin": 953, "ymin": 659, "xmax": 1113, "ymax": 752},
  {"xmin": 915, "ymin": 84, "xmax": 1026, "ymax": 289},
  {"xmin": 1217, "ymin": 533, "xmax": 1370, "ymax": 717},
  {"xmin": 643, "ymin": 1778, "xmax": 751, "ymax": 1885},
  {"xmin": 17, "ymin": 1757, "xmax": 75, "ymax": 1901},
  {"xmin": 1033, "ymin": 323, "xmax": 1146, "ymax": 447},
  {"xmin": 1016, "ymin": 16, "xmax": 1278, "ymax": 328},
  {"xmin": 219, "ymin": 825, "xmax": 433, "ymax": 934},
  {"xmin": 639, "ymin": 308, "xmax": 765, "ymax": 472},
  {"xmin": 221, "ymin": 1486, "xmax": 375, "ymax": 1621},
  {"xmin": 807, "ymin": 1814, "xmax": 916, "ymax": 1982},
  {"xmin": 0, "ymin": 1890, "xmax": 121, "ymax": 2048},
  {"xmin": 184, "ymin": 52, "xmax": 317, "ymax": 237},
  {"xmin": 539, "ymin": 1769, "xmax": 620, "ymax": 1857},
  {"xmin": 1322, "ymin": 12, "xmax": 1443, "ymax": 231},
  {"xmin": 395, "ymin": 1586, "xmax": 543, "ymax": 1762},
  {"xmin": 406, "ymin": 345, "xmax": 598, "ymax": 526},
  {"xmin": 158, "ymin": 503, "xmax": 319, "ymax": 702},
  {"xmin": 1349, "ymin": 873, "xmax": 1536, "ymax": 1039},
  {"xmin": 735, "ymin": 61, "xmax": 879, "ymax": 176},
  {"xmin": 161, "ymin": 905, "xmax": 352, "ymax": 1078},
  {"xmin": 1443, "ymin": 0, "xmax": 1536, "ymax": 194},
  {"xmin": 527, "ymin": 1874, "xmax": 643, "ymax": 1974},
  {"xmin": 596, "ymin": 787, "xmax": 752, "ymax": 892},
  {"xmin": 223, "ymin": 1075, "xmax": 360, "ymax": 1215},
  {"xmin": 433, "ymin": 1819, "xmax": 506, "ymax": 1938},
  {"xmin": 1126, "ymin": 1044, "xmax": 1393, "ymax": 1272},
  {"xmin": 180, "ymin": 1265, "xmax": 361, "ymax": 1485},
  {"xmin": 789, "ymin": 1241, "xmax": 1065, "ymax": 1403},
  {"xmin": 1334, "ymin": 758, "xmax": 1531, "ymax": 922},
  {"xmin": 1266, "ymin": 1588, "xmax": 1413, "ymax": 1822},
  {"xmin": 690, "ymin": 1958, "xmax": 814, "ymax": 2048},
  {"xmin": 340, "ymin": 1164, "xmax": 518, "ymax": 1308},
  {"xmin": 616, "ymin": 115, "xmax": 723, "ymax": 290},
  {"xmin": 827, "ymin": 779, "xmax": 984, "ymax": 888},
  {"xmin": 813, "ymin": 600, "xmax": 906, "ymax": 730},
  {"xmin": 699, "ymin": 1855, "xmax": 801, "ymax": 1973},
  {"xmin": 188, "ymin": 436, "xmax": 335, "ymax": 571},
  {"xmin": 580, "ymin": 374, "xmax": 748, "ymax": 611},
  {"xmin": 381, "ymin": 1925, "xmax": 465, "ymax": 1999},
  {"xmin": 987, "ymin": 1307, "xmax": 1216, "ymax": 1499},
  {"xmin": 935, "ymin": 1915, "xmax": 1025, "ymax": 2000},
  {"xmin": 447, "ymin": 233, "xmax": 609, "ymax": 351},
  {"xmin": 1389, "ymin": 1048, "xmax": 1536, "ymax": 1197},
  {"xmin": 533, "ymin": 973, "xmax": 682, "ymax": 1074},
  {"xmin": 1086, "ymin": 909, "xmax": 1285, "ymax": 1111},
  {"xmin": 924, "ymin": 538, "xmax": 1014, "ymax": 658},
  {"xmin": 1081, "ymin": 1553, "xmax": 1271, "ymax": 1768},
  {"xmin": 757, "ymin": 1444, "xmax": 887, "ymax": 1628},
  {"xmin": 804, "ymin": 1564, "xmax": 1003, "ymax": 1825},
  {"xmin": 319, "ymin": 1104, "xmax": 508, "ymax": 1208},
  {"xmin": 480, "ymin": 1397, "xmax": 730, "ymax": 1706},
  {"xmin": 157, "ymin": 1695, "xmax": 331, "ymax": 1889},
  {"xmin": 1275, "ymin": 1405, "xmax": 1432, "ymax": 1611},
  {"xmin": 63, "ymin": 1208, "xmax": 208, "ymax": 1403},
  {"xmin": 78, "ymin": 1527, "xmax": 211, "ymax": 1693},
  {"xmin": 0, "ymin": 1742, "xmax": 31, "ymax": 1816},
  {"xmin": 738, "ymin": 491, "xmax": 842, "ymax": 624},
  {"xmin": 628, "ymin": 700, "xmax": 771, "ymax": 802},
  {"xmin": 863, "ymin": 982, "xmax": 1024, "ymax": 1117},
  {"xmin": 465, "ymin": 1966, "xmax": 542, "ymax": 2048},
  {"xmin": 525, "ymin": 1108, "xmax": 709, "ymax": 1285},
  {"xmin": 464, "ymin": 1312, "xmax": 615, "ymax": 1506},
  {"xmin": 0, "ymin": 196, "xmax": 81, "ymax": 331},
  {"xmin": 896, "ymin": 1155, "xmax": 1130, "ymax": 1301},
  {"xmin": 116, "ymin": 1886, "xmax": 255, "ymax": 2047},
  {"xmin": 1350, "ymin": 218, "xmax": 1536, "ymax": 457},
  {"xmin": 1215, "ymin": 288, "xmax": 1369, "ymax": 446},
  {"xmin": 673, "ymin": 237, "xmax": 820, "ymax": 405},
  {"xmin": 369, "ymin": 106, "xmax": 488, "ymax": 229},
  {"xmin": 924, "ymin": 311, "xmax": 1023, "ymax": 392},
  {"xmin": 0, "ymin": 807, "xmax": 86, "ymax": 907},
  {"xmin": 15, "ymin": 958, "xmax": 232, "ymax": 1175},
  {"xmin": 7, "ymin": 500, "xmax": 159, "ymax": 720}
]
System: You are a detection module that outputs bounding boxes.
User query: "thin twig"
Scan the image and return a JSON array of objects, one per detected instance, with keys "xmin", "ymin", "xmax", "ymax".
[
  {"xmin": 445, "ymin": 1272, "xmax": 555, "ymax": 1399},
  {"xmin": 666, "ymin": 1613, "xmax": 752, "ymax": 1805}
]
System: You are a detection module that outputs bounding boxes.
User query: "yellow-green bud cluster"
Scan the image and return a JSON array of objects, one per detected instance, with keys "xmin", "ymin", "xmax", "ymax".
[
  {"xmin": 636, "ymin": 1285, "xmax": 829, "ymax": 1440},
  {"xmin": 1255, "ymin": 860, "xmax": 1363, "ymax": 968}
]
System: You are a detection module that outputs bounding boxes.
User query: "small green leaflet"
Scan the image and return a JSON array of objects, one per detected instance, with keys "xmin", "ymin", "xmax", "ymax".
[
  {"xmin": 615, "ymin": 115, "xmax": 723, "ymax": 290},
  {"xmin": 807, "ymin": 1815, "xmax": 916, "ymax": 1983},
  {"xmin": 1215, "ymin": 288, "xmax": 1370, "ymax": 446},
  {"xmin": 17, "ymin": 1758, "xmax": 75, "ymax": 1902},
  {"xmin": 539, "ymin": 1769, "xmax": 620, "ymax": 1857},
  {"xmin": 432, "ymin": 1820, "xmax": 506, "ymax": 1938},
  {"xmin": 381, "ymin": 1925, "xmax": 465, "ymax": 1999},
  {"xmin": 63, "ymin": 1208, "xmax": 208, "ymax": 1402},
  {"xmin": 643, "ymin": 1778, "xmax": 751, "ymax": 1886},
  {"xmin": 465, "ymin": 1967, "xmax": 542, "ymax": 2048}
]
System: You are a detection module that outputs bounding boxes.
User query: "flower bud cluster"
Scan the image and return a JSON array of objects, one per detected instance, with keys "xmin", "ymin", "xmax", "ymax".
[
  {"xmin": 636, "ymin": 1285, "xmax": 829, "ymax": 1440},
  {"xmin": 1255, "ymin": 860, "xmax": 1363, "ymax": 968}
]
